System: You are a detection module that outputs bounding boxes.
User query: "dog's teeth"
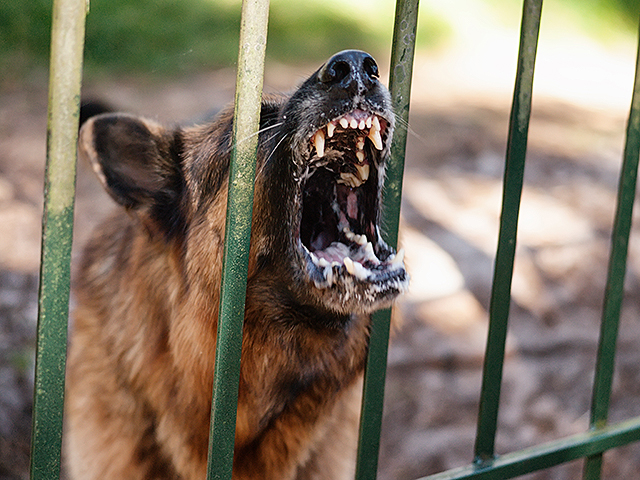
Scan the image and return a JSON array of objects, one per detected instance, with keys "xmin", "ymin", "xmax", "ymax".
[
  {"xmin": 339, "ymin": 117, "xmax": 349, "ymax": 129},
  {"xmin": 313, "ymin": 130, "xmax": 325, "ymax": 158},
  {"xmin": 364, "ymin": 241, "xmax": 377, "ymax": 260},
  {"xmin": 350, "ymin": 117, "xmax": 358, "ymax": 129},
  {"xmin": 339, "ymin": 172, "xmax": 362, "ymax": 188},
  {"xmin": 344, "ymin": 228, "xmax": 355, "ymax": 241},
  {"xmin": 368, "ymin": 129, "xmax": 383, "ymax": 151},
  {"xmin": 372, "ymin": 115, "xmax": 381, "ymax": 131},
  {"xmin": 343, "ymin": 257, "xmax": 370, "ymax": 280},
  {"xmin": 356, "ymin": 151, "xmax": 365, "ymax": 163},
  {"xmin": 366, "ymin": 116, "xmax": 372, "ymax": 128},
  {"xmin": 327, "ymin": 122, "xmax": 336, "ymax": 138},
  {"xmin": 325, "ymin": 265, "xmax": 333, "ymax": 285},
  {"xmin": 358, "ymin": 119, "xmax": 366, "ymax": 130},
  {"xmin": 390, "ymin": 248, "xmax": 405, "ymax": 268},
  {"xmin": 356, "ymin": 137, "xmax": 365, "ymax": 151},
  {"xmin": 343, "ymin": 257, "xmax": 356, "ymax": 275},
  {"xmin": 355, "ymin": 163, "xmax": 369, "ymax": 181}
]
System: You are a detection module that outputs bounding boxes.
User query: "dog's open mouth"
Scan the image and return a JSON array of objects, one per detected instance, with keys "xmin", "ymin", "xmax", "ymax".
[{"xmin": 296, "ymin": 108, "xmax": 408, "ymax": 311}]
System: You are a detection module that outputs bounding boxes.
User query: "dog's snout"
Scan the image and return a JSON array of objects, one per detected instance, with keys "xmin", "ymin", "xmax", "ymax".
[{"xmin": 318, "ymin": 50, "xmax": 379, "ymax": 95}]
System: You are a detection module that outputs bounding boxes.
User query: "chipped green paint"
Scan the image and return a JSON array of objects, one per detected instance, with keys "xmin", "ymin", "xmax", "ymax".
[
  {"xmin": 30, "ymin": 0, "xmax": 86, "ymax": 478},
  {"xmin": 354, "ymin": 0, "xmax": 419, "ymax": 478},
  {"xmin": 206, "ymin": 0, "xmax": 270, "ymax": 479}
]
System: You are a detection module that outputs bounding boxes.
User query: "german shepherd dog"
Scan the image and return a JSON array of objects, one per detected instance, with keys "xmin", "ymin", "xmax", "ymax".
[{"xmin": 65, "ymin": 50, "xmax": 408, "ymax": 480}]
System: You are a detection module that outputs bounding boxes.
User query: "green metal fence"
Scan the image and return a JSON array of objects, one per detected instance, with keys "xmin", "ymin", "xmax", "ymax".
[{"xmin": 29, "ymin": 0, "xmax": 640, "ymax": 479}]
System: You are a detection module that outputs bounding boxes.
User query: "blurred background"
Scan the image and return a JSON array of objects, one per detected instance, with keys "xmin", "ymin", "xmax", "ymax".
[{"xmin": 2, "ymin": 0, "xmax": 640, "ymax": 479}]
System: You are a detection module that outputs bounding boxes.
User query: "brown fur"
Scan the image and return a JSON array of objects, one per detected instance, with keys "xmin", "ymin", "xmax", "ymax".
[{"xmin": 65, "ymin": 50, "xmax": 408, "ymax": 479}]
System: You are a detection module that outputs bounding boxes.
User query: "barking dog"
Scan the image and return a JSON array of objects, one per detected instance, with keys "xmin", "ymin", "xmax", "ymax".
[{"xmin": 65, "ymin": 50, "xmax": 408, "ymax": 480}]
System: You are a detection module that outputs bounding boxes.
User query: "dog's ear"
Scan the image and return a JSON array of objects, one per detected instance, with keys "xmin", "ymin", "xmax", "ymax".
[{"xmin": 79, "ymin": 113, "xmax": 187, "ymax": 239}]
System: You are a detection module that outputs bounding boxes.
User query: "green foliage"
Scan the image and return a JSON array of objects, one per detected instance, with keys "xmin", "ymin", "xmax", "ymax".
[
  {"xmin": 0, "ymin": 0, "xmax": 53, "ymax": 83},
  {"xmin": 83, "ymin": 0, "xmax": 242, "ymax": 75},
  {"xmin": 266, "ymin": 2, "xmax": 386, "ymax": 65},
  {"xmin": 0, "ymin": 0, "xmax": 397, "ymax": 83},
  {"xmin": 1, "ymin": 0, "xmax": 638, "ymax": 86}
]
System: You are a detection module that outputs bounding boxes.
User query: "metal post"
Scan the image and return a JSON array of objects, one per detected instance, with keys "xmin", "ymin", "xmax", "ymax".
[
  {"xmin": 206, "ymin": 0, "xmax": 269, "ymax": 479},
  {"xmin": 354, "ymin": 0, "xmax": 419, "ymax": 478},
  {"xmin": 30, "ymin": 0, "xmax": 87, "ymax": 478},
  {"xmin": 583, "ymin": 16, "xmax": 640, "ymax": 480},
  {"xmin": 474, "ymin": 0, "xmax": 543, "ymax": 465}
]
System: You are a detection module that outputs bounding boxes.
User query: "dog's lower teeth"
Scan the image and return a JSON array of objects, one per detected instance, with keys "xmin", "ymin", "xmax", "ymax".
[
  {"xmin": 389, "ymin": 248, "xmax": 405, "ymax": 268},
  {"xmin": 343, "ymin": 257, "xmax": 371, "ymax": 280}
]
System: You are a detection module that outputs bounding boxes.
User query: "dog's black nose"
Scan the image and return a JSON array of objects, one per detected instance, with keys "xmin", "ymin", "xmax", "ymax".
[{"xmin": 318, "ymin": 50, "xmax": 379, "ymax": 95}]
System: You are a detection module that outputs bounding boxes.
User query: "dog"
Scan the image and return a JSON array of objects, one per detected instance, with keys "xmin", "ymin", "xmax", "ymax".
[{"xmin": 65, "ymin": 50, "xmax": 408, "ymax": 480}]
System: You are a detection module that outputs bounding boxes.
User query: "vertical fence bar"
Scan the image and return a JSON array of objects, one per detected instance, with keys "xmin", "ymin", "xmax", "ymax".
[
  {"xmin": 582, "ymin": 19, "xmax": 640, "ymax": 480},
  {"xmin": 354, "ymin": 0, "xmax": 419, "ymax": 478},
  {"xmin": 205, "ymin": 0, "xmax": 269, "ymax": 479},
  {"xmin": 30, "ymin": 0, "xmax": 87, "ymax": 478},
  {"xmin": 474, "ymin": 0, "xmax": 543, "ymax": 464}
]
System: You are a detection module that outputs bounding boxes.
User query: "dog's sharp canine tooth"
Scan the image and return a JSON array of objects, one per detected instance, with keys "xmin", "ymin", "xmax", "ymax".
[
  {"xmin": 327, "ymin": 122, "xmax": 336, "ymax": 138},
  {"xmin": 372, "ymin": 115, "xmax": 381, "ymax": 131},
  {"xmin": 343, "ymin": 257, "xmax": 356, "ymax": 275},
  {"xmin": 365, "ymin": 241, "xmax": 376, "ymax": 257},
  {"xmin": 368, "ymin": 129, "xmax": 383, "ymax": 150},
  {"xmin": 339, "ymin": 117, "xmax": 349, "ymax": 129},
  {"xmin": 391, "ymin": 248, "xmax": 405, "ymax": 267},
  {"xmin": 314, "ymin": 130, "xmax": 325, "ymax": 157}
]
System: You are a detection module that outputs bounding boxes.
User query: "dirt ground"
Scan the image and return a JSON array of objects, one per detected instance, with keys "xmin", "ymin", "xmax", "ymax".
[{"xmin": 3, "ymin": 50, "xmax": 640, "ymax": 480}]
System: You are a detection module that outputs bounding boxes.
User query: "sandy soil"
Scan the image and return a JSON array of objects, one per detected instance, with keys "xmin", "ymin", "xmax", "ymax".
[{"xmin": 3, "ymin": 48, "xmax": 640, "ymax": 480}]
